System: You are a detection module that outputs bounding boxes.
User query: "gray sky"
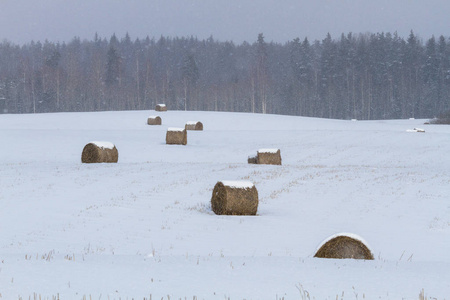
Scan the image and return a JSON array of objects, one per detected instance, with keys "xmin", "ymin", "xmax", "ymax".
[{"xmin": 1, "ymin": 0, "xmax": 449, "ymax": 45}]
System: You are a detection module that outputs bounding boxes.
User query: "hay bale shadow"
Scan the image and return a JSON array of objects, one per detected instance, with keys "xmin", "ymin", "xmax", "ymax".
[{"xmin": 248, "ymin": 156, "xmax": 258, "ymax": 164}]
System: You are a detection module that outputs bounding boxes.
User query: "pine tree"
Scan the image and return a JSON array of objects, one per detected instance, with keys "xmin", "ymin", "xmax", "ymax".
[
  {"xmin": 254, "ymin": 33, "xmax": 268, "ymax": 113},
  {"xmin": 181, "ymin": 53, "xmax": 199, "ymax": 110},
  {"xmin": 105, "ymin": 45, "xmax": 121, "ymax": 87}
]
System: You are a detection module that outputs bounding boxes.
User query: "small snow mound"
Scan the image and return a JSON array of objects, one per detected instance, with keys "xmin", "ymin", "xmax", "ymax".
[
  {"xmin": 186, "ymin": 121, "xmax": 198, "ymax": 125},
  {"xmin": 406, "ymin": 128, "xmax": 425, "ymax": 133},
  {"xmin": 221, "ymin": 180, "xmax": 254, "ymax": 189},
  {"xmin": 90, "ymin": 141, "xmax": 115, "ymax": 149},
  {"xmin": 148, "ymin": 115, "xmax": 158, "ymax": 119},
  {"xmin": 157, "ymin": 104, "xmax": 166, "ymax": 107}
]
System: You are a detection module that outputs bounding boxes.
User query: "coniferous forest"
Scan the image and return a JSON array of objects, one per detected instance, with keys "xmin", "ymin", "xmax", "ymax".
[{"xmin": 0, "ymin": 31, "xmax": 449, "ymax": 120}]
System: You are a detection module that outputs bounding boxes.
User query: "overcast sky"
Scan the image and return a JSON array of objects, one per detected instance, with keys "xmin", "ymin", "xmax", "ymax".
[{"xmin": 1, "ymin": 0, "xmax": 449, "ymax": 45}]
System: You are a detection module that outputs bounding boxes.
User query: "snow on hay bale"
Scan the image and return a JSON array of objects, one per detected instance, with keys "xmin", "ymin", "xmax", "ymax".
[
  {"xmin": 147, "ymin": 116, "xmax": 162, "ymax": 125},
  {"xmin": 155, "ymin": 104, "xmax": 167, "ymax": 111},
  {"xmin": 81, "ymin": 141, "xmax": 118, "ymax": 163},
  {"xmin": 211, "ymin": 181, "xmax": 258, "ymax": 215},
  {"xmin": 256, "ymin": 148, "xmax": 282, "ymax": 165},
  {"xmin": 185, "ymin": 121, "xmax": 203, "ymax": 131},
  {"xmin": 166, "ymin": 127, "xmax": 187, "ymax": 145},
  {"xmin": 314, "ymin": 233, "xmax": 374, "ymax": 260}
]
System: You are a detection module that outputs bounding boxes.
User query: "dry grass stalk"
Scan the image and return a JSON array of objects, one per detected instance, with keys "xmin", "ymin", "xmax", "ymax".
[
  {"xmin": 81, "ymin": 142, "xmax": 118, "ymax": 163},
  {"xmin": 257, "ymin": 149, "xmax": 282, "ymax": 165},
  {"xmin": 314, "ymin": 235, "xmax": 374, "ymax": 260},
  {"xmin": 185, "ymin": 121, "xmax": 203, "ymax": 131},
  {"xmin": 147, "ymin": 116, "xmax": 162, "ymax": 125},
  {"xmin": 155, "ymin": 104, "xmax": 167, "ymax": 111},
  {"xmin": 211, "ymin": 181, "xmax": 258, "ymax": 215},
  {"xmin": 166, "ymin": 128, "xmax": 187, "ymax": 145}
]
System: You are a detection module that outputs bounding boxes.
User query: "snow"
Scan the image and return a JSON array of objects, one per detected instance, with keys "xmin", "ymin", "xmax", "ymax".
[
  {"xmin": 89, "ymin": 141, "xmax": 115, "ymax": 149},
  {"xmin": 407, "ymin": 128, "xmax": 426, "ymax": 133},
  {"xmin": 157, "ymin": 104, "xmax": 166, "ymax": 107},
  {"xmin": 167, "ymin": 127, "xmax": 185, "ymax": 132},
  {"xmin": 148, "ymin": 115, "xmax": 159, "ymax": 119},
  {"xmin": 0, "ymin": 110, "xmax": 449, "ymax": 299},
  {"xmin": 315, "ymin": 232, "xmax": 373, "ymax": 254},
  {"xmin": 186, "ymin": 121, "xmax": 199, "ymax": 125},
  {"xmin": 221, "ymin": 180, "xmax": 254, "ymax": 189},
  {"xmin": 257, "ymin": 148, "xmax": 279, "ymax": 154}
]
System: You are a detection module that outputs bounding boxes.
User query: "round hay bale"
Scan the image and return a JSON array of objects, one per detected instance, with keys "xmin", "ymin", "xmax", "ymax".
[
  {"xmin": 185, "ymin": 121, "xmax": 203, "ymax": 131},
  {"xmin": 81, "ymin": 141, "xmax": 118, "ymax": 163},
  {"xmin": 147, "ymin": 116, "xmax": 162, "ymax": 125},
  {"xmin": 166, "ymin": 127, "xmax": 187, "ymax": 145},
  {"xmin": 257, "ymin": 148, "xmax": 282, "ymax": 165},
  {"xmin": 211, "ymin": 181, "xmax": 258, "ymax": 215},
  {"xmin": 314, "ymin": 233, "xmax": 374, "ymax": 260},
  {"xmin": 155, "ymin": 104, "xmax": 167, "ymax": 111}
]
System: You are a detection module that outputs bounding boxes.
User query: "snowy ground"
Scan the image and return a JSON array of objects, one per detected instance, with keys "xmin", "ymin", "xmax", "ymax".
[{"xmin": 0, "ymin": 110, "xmax": 449, "ymax": 299}]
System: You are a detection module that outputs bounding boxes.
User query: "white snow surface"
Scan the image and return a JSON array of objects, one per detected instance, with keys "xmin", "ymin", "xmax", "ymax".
[
  {"xmin": 167, "ymin": 127, "xmax": 185, "ymax": 132},
  {"xmin": 148, "ymin": 115, "xmax": 159, "ymax": 119},
  {"xmin": 157, "ymin": 104, "xmax": 166, "ymax": 107},
  {"xmin": 221, "ymin": 180, "xmax": 254, "ymax": 189},
  {"xmin": 407, "ymin": 128, "xmax": 426, "ymax": 133},
  {"xmin": 89, "ymin": 141, "xmax": 115, "ymax": 149},
  {"xmin": 186, "ymin": 121, "xmax": 199, "ymax": 125},
  {"xmin": 0, "ymin": 110, "xmax": 449, "ymax": 299},
  {"xmin": 258, "ymin": 148, "xmax": 280, "ymax": 154}
]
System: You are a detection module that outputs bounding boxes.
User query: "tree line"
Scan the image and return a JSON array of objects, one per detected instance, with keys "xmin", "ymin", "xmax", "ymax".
[{"xmin": 0, "ymin": 31, "xmax": 449, "ymax": 120}]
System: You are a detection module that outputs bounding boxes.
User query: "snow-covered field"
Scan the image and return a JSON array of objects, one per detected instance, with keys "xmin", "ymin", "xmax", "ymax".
[{"xmin": 0, "ymin": 110, "xmax": 449, "ymax": 299}]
